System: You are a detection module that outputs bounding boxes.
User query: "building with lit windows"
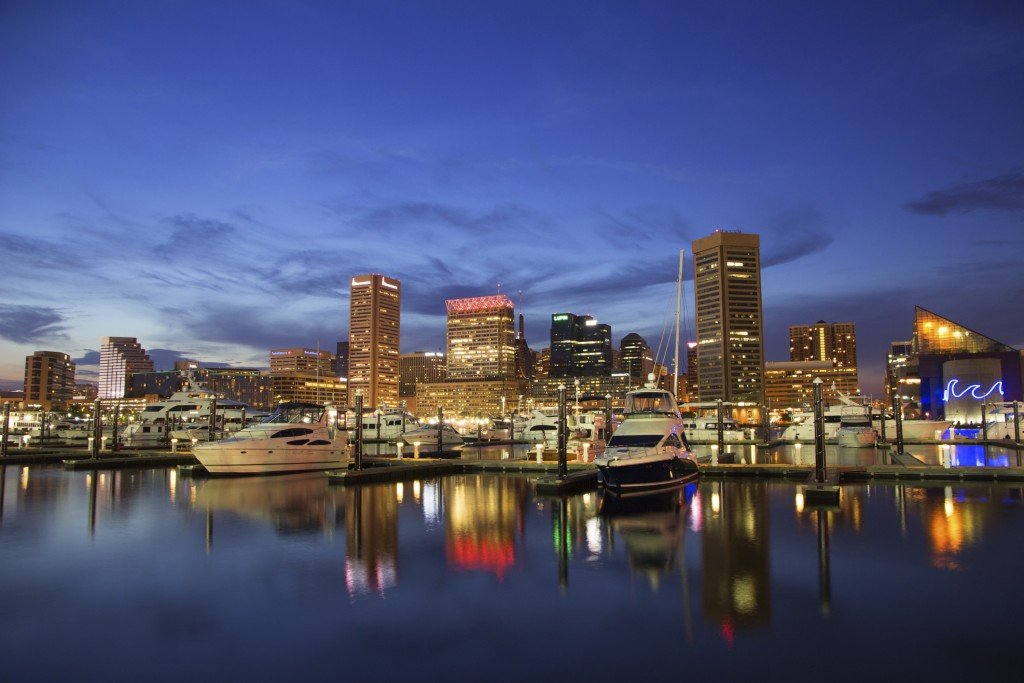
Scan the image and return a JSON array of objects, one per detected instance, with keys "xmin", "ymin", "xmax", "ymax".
[
  {"xmin": 269, "ymin": 348, "xmax": 346, "ymax": 407},
  {"xmin": 692, "ymin": 231, "xmax": 764, "ymax": 410},
  {"xmin": 98, "ymin": 337, "xmax": 154, "ymax": 399},
  {"xmin": 23, "ymin": 351, "xmax": 76, "ymax": 410},
  {"xmin": 416, "ymin": 294, "xmax": 516, "ymax": 416},
  {"xmin": 348, "ymin": 274, "xmax": 401, "ymax": 409},
  {"xmin": 129, "ymin": 367, "xmax": 273, "ymax": 408},
  {"xmin": 400, "ymin": 351, "xmax": 446, "ymax": 413},
  {"xmin": 789, "ymin": 321, "xmax": 857, "ymax": 369},
  {"xmin": 550, "ymin": 313, "xmax": 612, "ymax": 377},
  {"xmin": 912, "ymin": 306, "xmax": 1022, "ymax": 422},
  {"xmin": 886, "ymin": 340, "xmax": 916, "ymax": 408},
  {"xmin": 764, "ymin": 360, "xmax": 859, "ymax": 411},
  {"xmin": 619, "ymin": 333, "xmax": 653, "ymax": 385}
]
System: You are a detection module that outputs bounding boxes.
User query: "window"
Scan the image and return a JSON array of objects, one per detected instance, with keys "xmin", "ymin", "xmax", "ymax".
[
  {"xmin": 271, "ymin": 428, "xmax": 315, "ymax": 439},
  {"xmin": 607, "ymin": 434, "xmax": 662, "ymax": 447},
  {"xmin": 286, "ymin": 439, "xmax": 310, "ymax": 445}
]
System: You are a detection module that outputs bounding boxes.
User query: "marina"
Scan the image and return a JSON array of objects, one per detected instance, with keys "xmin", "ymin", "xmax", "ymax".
[{"xmin": 2, "ymin": 455, "xmax": 1023, "ymax": 681}]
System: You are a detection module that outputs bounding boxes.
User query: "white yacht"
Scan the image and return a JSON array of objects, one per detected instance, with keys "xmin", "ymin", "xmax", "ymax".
[
  {"xmin": 192, "ymin": 403, "xmax": 348, "ymax": 475},
  {"xmin": 594, "ymin": 378, "xmax": 698, "ymax": 494},
  {"xmin": 122, "ymin": 377, "xmax": 257, "ymax": 447},
  {"xmin": 836, "ymin": 406, "xmax": 878, "ymax": 447},
  {"xmin": 678, "ymin": 415, "xmax": 752, "ymax": 443},
  {"xmin": 395, "ymin": 423, "xmax": 464, "ymax": 449},
  {"xmin": 982, "ymin": 404, "xmax": 1022, "ymax": 441},
  {"xmin": 358, "ymin": 408, "xmax": 418, "ymax": 441}
]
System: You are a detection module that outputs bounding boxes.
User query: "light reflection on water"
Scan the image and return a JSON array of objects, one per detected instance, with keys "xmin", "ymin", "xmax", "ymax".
[{"xmin": 1, "ymin": 463, "xmax": 1024, "ymax": 680}]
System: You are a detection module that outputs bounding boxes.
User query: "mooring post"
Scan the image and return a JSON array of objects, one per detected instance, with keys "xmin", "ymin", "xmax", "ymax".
[
  {"xmin": 604, "ymin": 394, "xmax": 613, "ymax": 441},
  {"xmin": 437, "ymin": 406, "xmax": 444, "ymax": 452},
  {"xmin": 1, "ymin": 402, "xmax": 10, "ymax": 458},
  {"xmin": 208, "ymin": 397, "xmax": 218, "ymax": 443},
  {"xmin": 1014, "ymin": 401, "xmax": 1021, "ymax": 445},
  {"xmin": 762, "ymin": 400, "xmax": 771, "ymax": 443},
  {"xmin": 716, "ymin": 398, "xmax": 725, "ymax": 458},
  {"xmin": 112, "ymin": 404, "xmax": 120, "ymax": 452},
  {"xmin": 557, "ymin": 384, "xmax": 568, "ymax": 480},
  {"xmin": 892, "ymin": 392, "xmax": 904, "ymax": 454},
  {"xmin": 354, "ymin": 392, "xmax": 363, "ymax": 471},
  {"xmin": 91, "ymin": 399, "xmax": 101, "ymax": 459},
  {"xmin": 813, "ymin": 377, "xmax": 826, "ymax": 483},
  {"xmin": 879, "ymin": 404, "xmax": 887, "ymax": 444},
  {"xmin": 981, "ymin": 402, "xmax": 989, "ymax": 442},
  {"xmin": 536, "ymin": 443, "xmax": 543, "ymax": 463}
]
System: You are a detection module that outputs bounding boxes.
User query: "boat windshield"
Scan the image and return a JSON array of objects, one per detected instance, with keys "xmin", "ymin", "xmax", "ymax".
[
  {"xmin": 624, "ymin": 391, "xmax": 677, "ymax": 415},
  {"xmin": 261, "ymin": 403, "xmax": 324, "ymax": 424},
  {"xmin": 607, "ymin": 434, "xmax": 663, "ymax": 448}
]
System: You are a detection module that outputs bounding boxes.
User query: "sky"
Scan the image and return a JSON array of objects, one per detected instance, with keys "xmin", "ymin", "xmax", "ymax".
[{"xmin": 1, "ymin": 0, "xmax": 1023, "ymax": 396}]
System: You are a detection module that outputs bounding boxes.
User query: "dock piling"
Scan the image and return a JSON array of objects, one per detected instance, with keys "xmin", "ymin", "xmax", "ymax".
[
  {"xmin": 1, "ymin": 402, "xmax": 10, "ymax": 458},
  {"xmin": 1014, "ymin": 401, "xmax": 1021, "ymax": 445},
  {"xmin": 812, "ymin": 377, "xmax": 826, "ymax": 482},
  {"xmin": 354, "ymin": 392, "xmax": 363, "ymax": 471},
  {"xmin": 557, "ymin": 384, "xmax": 568, "ymax": 479},
  {"xmin": 892, "ymin": 392, "xmax": 905, "ymax": 454},
  {"xmin": 91, "ymin": 399, "xmax": 101, "ymax": 459}
]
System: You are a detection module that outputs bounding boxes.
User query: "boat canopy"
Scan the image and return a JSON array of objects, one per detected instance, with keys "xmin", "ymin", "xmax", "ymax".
[
  {"xmin": 262, "ymin": 403, "xmax": 324, "ymax": 424},
  {"xmin": 624, "ymin": 390, "xmax": 678, "ymax": 416}
]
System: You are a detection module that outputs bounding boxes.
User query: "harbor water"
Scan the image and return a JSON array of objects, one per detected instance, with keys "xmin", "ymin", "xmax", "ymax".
[{"xmin": 2, "ymin": 457, "xmax": 1023, "ymax": 681}]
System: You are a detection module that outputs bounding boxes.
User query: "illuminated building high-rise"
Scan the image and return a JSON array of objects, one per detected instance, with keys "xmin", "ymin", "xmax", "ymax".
[
  {"xmin": 619, "ymin": 333, "xmax": 653, "ymax": 384},
  {"xmin": 269, "ymin": 348, "xmax": 346, "ymax": 406},
  {"xmin": 23, "ymin": 351, "xmax": 75, "ymax": 410},
  {"xmin": 98, "ymin": 337, "xmax": 153, "ymax": 400},
  {"xmin": 692, "ymin": 231, "xmax": 764, "ymax": 406},
  {"xmin": 550, "ymin": 313, "xmax": 612, "ymax": 377},
  {"xmin": 789, "ymin": 321, "xmax": 857, "ymax": 369},
  {"xmin": 445, "ymin": 295, "xmax": 515, "ymax": 380},
  {"xmin": 348, "ymin": 273, "xmax": 401, "ymax": 409}
]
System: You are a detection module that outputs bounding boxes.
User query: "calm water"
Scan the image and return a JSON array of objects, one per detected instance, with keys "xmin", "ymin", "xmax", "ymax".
[{"xmin": 2, "ymin": 462, "xmax": 1023, "ymax": 682}]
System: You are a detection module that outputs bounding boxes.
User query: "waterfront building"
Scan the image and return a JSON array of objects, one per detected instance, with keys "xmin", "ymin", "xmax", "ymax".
[
  {"xmin": 886, "ymin": 340, "xmax": 917, "ymax": 408},
  {"xmin": 789, "ymin": 321, "xmax": 857, "ymax": 369},
  {"xmin": 98, "ymin": 337, "xmax": 154, "ymax": 400},
  {"xmin": 912, "ymin": 306, "xmax": 1022, "ymax": 422},
  {"xmin": 74, "ymin": 383, "xmax": 98, "ymax": 401},
  {"xmin": 530, "ymin": 373, "xmax": 632, "ymax": 409},
  {"xmin": 400, "ymin": 351, "xmax": 446, "ymax": 413},
  {"xmin": 129, "ymin": 367, "xmax": 273, "ymax": 408},
  {"xmin": 550, "ymin": 313, "xmax": 612, "ymax": 377},
  {"xmin": 685, "ymin": 341, "xmax": 699, "ymax": 402},
  {"xmin": 692, "ymin": 231, "xmax": 765, "ymax": 407},
  {"xmin": 415, "ymin": 378, "xmax": 519, "ymax": 417},
  {"xmin": 513, "ymin": 314, "xmax": 534, "ymax": 387},
  {"xmin": 335, "ymin": 341, "xmax": 350, "ymax": 378},
  {"xmin": 348, "ymin": 273, "xmax": 401, "ymax": 409},
  {"xmin": 763, "ymin": 360, "xmax": 859, "ymax": 411},
  {"xmin": 535, "ymin": 348, "xmax": 551, "ymax": 379},
  {"xmin": 23, "ymin": 351, "xmax": 76, "ymax": 410},
  {"xmin": 446, "ymin": 295, "xmax": 515, "ymax": 380},
  {"xmin": 619, "ymin": 333, "xmax": 653, "ymax": 384},
  {"xmin": 269, "ymin": 348, "xmax": 345, "ymax": 407}
]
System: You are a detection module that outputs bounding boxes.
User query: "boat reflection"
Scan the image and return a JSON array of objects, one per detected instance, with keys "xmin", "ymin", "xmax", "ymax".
[
  {"xmin": 192, "ymin": 473, "xmax": 333, "ymax": 534},
  {"xmin": 342, "ymin": 484, "xmax": 398, "ymax": 597}
]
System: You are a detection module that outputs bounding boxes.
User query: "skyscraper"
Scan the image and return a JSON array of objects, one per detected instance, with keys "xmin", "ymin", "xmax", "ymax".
[
  {"xmin": 550, "ymin": 313, "xmax": 612, "ymax": 377},
  {"xmin": 269, "ymin": 348, "xmax": 346, "ymax": 406},
  {"xmin": 619, "ymin": 333, "xmax": 653, "ymax": 384},
  {"xmin": 98, "ymin": 337, "xmax": 153, "ymax": 399},
  {"xmin": 692, "ymin": 231, "xmax": 764, "ymax": 405},
  {"xmin": 348, "ymin": 274, "xmax": 401, "ymax": 409},
  {"xmin": 335, "ymin": 340, "xmax": 350, "ymax": 378},
  {"xmin": 24, "ymin": 351, "xmax": 76, "ymax": 410},
  {"xmin": 789, "ymin": 320, "xmax": 858, "ymax": 369},
  {"xmin": 445, "ymin": 295, "xmax": 515, "ymax": 380}
]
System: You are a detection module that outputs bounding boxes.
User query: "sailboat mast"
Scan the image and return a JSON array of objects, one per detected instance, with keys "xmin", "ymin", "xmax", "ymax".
[{"xmin": 674, "ymin": 248, "xmax": 684, "ymax": 398}]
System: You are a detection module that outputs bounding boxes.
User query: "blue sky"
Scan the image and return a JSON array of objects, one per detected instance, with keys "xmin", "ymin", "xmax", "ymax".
[{"xmin": 2, "ymin": 0, "xmax": 1023, "ymax": 395}]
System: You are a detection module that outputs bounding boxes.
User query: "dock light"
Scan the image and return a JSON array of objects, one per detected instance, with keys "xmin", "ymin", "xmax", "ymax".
[
  {"xmin": 413, "ymin": 441, "xmax": 421, "ymax": 459},
  {"xmin": 396, "ymin": 442, "xmax": 404, "ymax": 460},
  {"xmin": 191, "ymin": 438, "xmax": 199, "ymax": 449},
  {"xmin": 22, "ymin": 434, "xmax": 31, "ymax": 448},
  {"xmin": 171, "ymin": 437, "xmax": 178, "ymax": 453},
  {"xmin": 536, "ymin": 443, "xmax": 544, "ymax": 463},
  {"xmin": 582, "ymin": 442, "xmax": 591, "ymax": 462}
]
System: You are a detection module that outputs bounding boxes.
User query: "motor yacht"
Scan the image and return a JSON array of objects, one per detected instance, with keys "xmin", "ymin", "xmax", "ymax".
[
  {"xmin": 192, "ymin": 402, "xmax": 347, "ymax": 475},
  {"xmin": 357, "ymin": 408, "xmax": 418, "ymax": 441},
  {"xmin": 836, "ymin": 406, "xmax": 877, "ymax": 447},
  {"xmin": 396, "ymin": 423, "xmax": 464, "ymax": 449},
  {"xmin": 594, "ymin": 378, "xmax": 698, "ymax": 493},
  {"xmin": 122, "ymin": 376, "xmax": 259, "ymax": 446}
]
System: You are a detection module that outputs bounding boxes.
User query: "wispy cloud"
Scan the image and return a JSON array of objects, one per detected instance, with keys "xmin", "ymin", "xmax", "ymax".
[
  {"xmin": 905, "ymin": 171, "xmax": 1024, "ymax": 215},
  {"xmin": 0, "ymin": 304, "xmax": 67, "ymax": 343}
]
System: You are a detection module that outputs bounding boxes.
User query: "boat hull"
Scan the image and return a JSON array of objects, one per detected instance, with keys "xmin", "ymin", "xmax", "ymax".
[
  {"xmin": 597, "ymin": 455, "xmax": 698, "ymax": 493},
  {"xmin": 837, "ymin": 428, "xmax": 877, "ymax": 447},
  {"xmin": 194, "ymin": 443, "xmax": 348, "ymax": 475}
]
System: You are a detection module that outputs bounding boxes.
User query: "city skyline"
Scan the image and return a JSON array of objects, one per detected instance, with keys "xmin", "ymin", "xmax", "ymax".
[{"xmin": 2, "ymin": 2, "xmax": 1023, "ymax": 396}]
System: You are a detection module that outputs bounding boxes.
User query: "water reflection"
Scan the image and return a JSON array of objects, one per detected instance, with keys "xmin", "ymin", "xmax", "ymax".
[
  {"xmin": 444, "ymin": 475, "xmax": 526, "ymax": 579},
  {"xmin": 343, "ymin": 485, "xmax": 398, "ymax": 596}
]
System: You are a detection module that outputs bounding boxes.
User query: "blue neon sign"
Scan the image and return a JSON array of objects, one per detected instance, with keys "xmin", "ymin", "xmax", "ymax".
[{"xmin": 942, "ymin": 379, "xmax": 1004, "ymax": 402}]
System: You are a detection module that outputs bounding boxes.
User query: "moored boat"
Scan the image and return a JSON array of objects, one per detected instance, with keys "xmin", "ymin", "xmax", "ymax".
[
  {"xmin": 594, "ymin": 378, "xmax": 698, "ymax": 493},
  {"xmin": 192, "ymin": 402, "xmax": 347, "ymax": 475}
]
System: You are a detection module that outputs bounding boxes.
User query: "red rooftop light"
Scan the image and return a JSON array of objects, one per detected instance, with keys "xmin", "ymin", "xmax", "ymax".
[{"xmin": 446, "ymin": 295, "xmax": 514, "ymax": 313}]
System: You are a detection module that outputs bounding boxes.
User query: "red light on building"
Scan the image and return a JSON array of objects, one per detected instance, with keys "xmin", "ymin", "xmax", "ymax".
[{"xmin": 445, "ymin": 295, "xmax": 514, "ymax": 314}]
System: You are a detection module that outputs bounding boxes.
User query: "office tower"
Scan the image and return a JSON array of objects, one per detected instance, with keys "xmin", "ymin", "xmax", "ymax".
[
  {"xmin": 269, "ymin": 348, "xmax": 346, "ymax": 406},
  {"xmin": 550, "ymin": 313, "xmax": 612, "ymax": 377},
  {"xmin": 789, "ymin": 321, "xmax": 858, "ymax": 369},
  {"xmin": 24, "ymin": 351, "xmax": 76, "ymax": 410},
  {"xmin": 692, "ymin": 231, "xmax": 764, "ymax": 405},
  {"xmin": 348, "ymin": 274, "xmax": 401, "ymax": 409},
  {"xmin": 513, "ymin": 314, "xmax": 533, "ymax": 383},
  {"xmin": 335, "ymin": 341, "xmax": 350, "ymax": 378},
  {"xmin": 446, "ymin": 295, "xmax": 515, "ymax": 380},
  {"xmin": 400, "ymin": 351, "xmax": 446, "ymax": 400},
  {"xmin": 535, "ymin": 348, "xmax": 551, "ymax": 379},
  {"xmin": 885, "ymin": 340, "xmax": 915, "ymax": 407},
  {"xmin": 619, "ymin": 333, "xmax": 653, "ymax": 383},
  {"xmin": 98, "ymin": 337, "xmax": 154, "ymax": 400},
  {"xmin": 764, "ymin": 360, "xmax": 858, "ymax": 410},
  {"xmin": 685, "ymin": 341, "xmax": 699, "ymax": 401}
]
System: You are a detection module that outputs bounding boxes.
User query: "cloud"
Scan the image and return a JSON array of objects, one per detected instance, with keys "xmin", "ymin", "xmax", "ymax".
[
  {"xmin": 73, "ymin": 350, "xmax": 100, "ymax": 365},
  {"xmin": 0, "ymin": 304, "xmax": 67, "ymax": 343},
  {"xmin": 761, "ymin": 206, "xmax": 834, "ymax": 267},
  {"xmin": 351, "ymin": 201, "xmax": 548, "ymax": 237},
  {"xmin": 170, "ymin": 303, "xmax": 343, "ymax": 353},
  {"xmin": 904, "ymin": 171, "xmax": 1024, "ymax": 215},
  {"xmin": 158, "ymin": 213, "xmax": 238, "ymax": 250}
]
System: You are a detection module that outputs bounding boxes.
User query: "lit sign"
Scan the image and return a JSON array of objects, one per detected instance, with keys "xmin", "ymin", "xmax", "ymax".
[
  {"xmin": 943, "ymin": 379, "xmax": 1004, "ymax": 402},
  {"xmin": 553, "ymin": 314, "xmax": 569, "ymax": 321},
  {"xmin": 351, "ymin": 279, "xmax": 370, "ymax": 286},
  {"xmin": 271, "ymin": 351, "xmax": 291, "ymax": 356},
  {"xmin": 382, "ymin": 278, "xmax": 399, "ymax": 290},
  {"xmin": 584, "ymin": 319, "xmax": 598, "ymax": 326},
  {"xmin": 303, "ymin": 350, "xmax": 321, "ymax": 356}
]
